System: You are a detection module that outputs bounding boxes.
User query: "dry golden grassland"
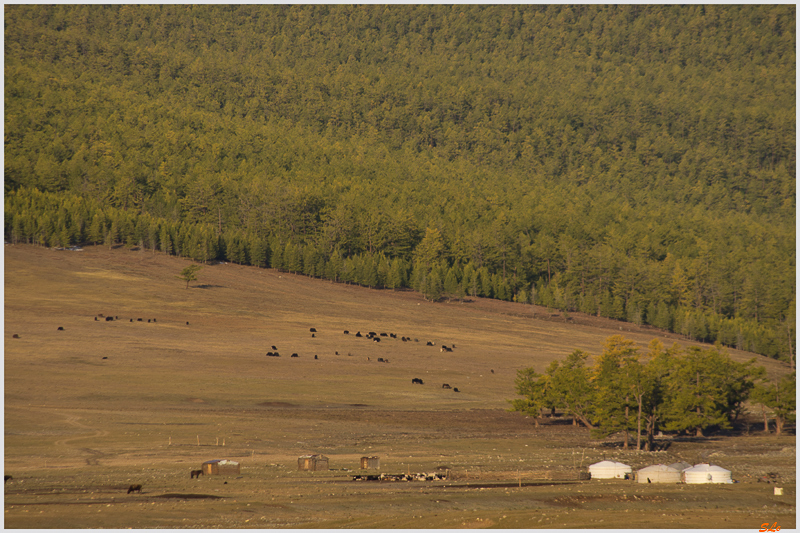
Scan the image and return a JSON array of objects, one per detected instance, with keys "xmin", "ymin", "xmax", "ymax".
[{"xmin": 4, "ymin": 244, "xmax": 795, "ymax": 529}]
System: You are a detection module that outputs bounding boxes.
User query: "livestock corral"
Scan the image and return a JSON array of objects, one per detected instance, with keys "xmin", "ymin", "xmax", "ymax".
[{"xmin": 4, "ymin": 244, "xmax": 795, "ymax": 529}]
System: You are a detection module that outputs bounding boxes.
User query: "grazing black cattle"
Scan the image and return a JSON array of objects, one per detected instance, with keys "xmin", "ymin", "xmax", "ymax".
[
  {"xmin": 401, "ymin": 337, "xmax": 408, "ymax": 342},
  {"xmin": 272, "ymin": 345, "xmax": 277, "ymax": 350},
  {"xmin": 380, "ymin": 333, "xmax": 388, "ymax": 337},
  {"xmin": 314, "ymin": 355, "xmax": 318, "ymax": 360},
  {"xmin": 412, "ymin": 378, "xmax": 424, "ymax": 385},
  {"xmin": 148, "ymin": 319, "xmax": 151, "ymax": 323},
  {"xmin": 266, "ymin": 352, "xmax": 273, "ymax": 356},
  {"xmin": 102, "ymin": 356, "xmax": 108, "ymax": 360},
  {"xmin": 127, "ymin": 484, "xmax": 142, "ymax": 494},
  {"xmin": 343, "ymin": 330, "xmax": 349, "ymax": 334},
  {"xmin": 186, "ymin": 322, "xmax": 189, "ymax": 325},
  {"xmin": 12, "ymin": 334, "xmax": 19, "ymax": 339},
  {"xmin": 373, "ymin": 337, "xmax": 380, "ymax": 343},
  {"xmin": 105, "ymin": 317, "xmax": 113, "ymax": 322},
  {"xmin": 368, "ymin": 332, "xmax": 377, "ymax": 337},
  {"xmin": 57, "ymin": 327, "xmax": 64, "ymax": 331},
  {"xmin": 4, "ymin": 475, "xmax": 12, "ymax": 483},
  {"xmin": 310, "ymin": 328, "xmax": 317, "ymax": 332},
  {"xmin": 378, "ymin": 358, "xmax": 385, "ymax": 362},
  {"xmin": 440, "ymin": 346, "xmax": 452, "ymax": 352},
  {"xmin": 453, "ymin": 388, "xmax": 460, "ymax": 392},
  {"xmin": 94, "ymin": 317, "xmax": 98, "ymax": 321},
  {"xmin": 355, "ymin": 332, "xmax": 362, "ymax": 337},
  {"xmin": 335, "ymin": 351, "xmax": 339, "ymax": 355},
  {"xmin": 389, "ymin": 333, "xmax": 397, "ymax": 338},
  {"xmin": 137, "ymin": 318, "xmax": 143, "ymax": 322},
  {"xmin": 190, "ymin": 470, "xmax": 203, "ymax": 479},
  {"xmin": 491, "ymin": 369, "xmax": 494, "ymax": 374},
  {"xmin": 130, "ymin": 319, "xmax": 133, "ymax": 322},
  {"xmin": 291, "ymin": 353, "xmax": 299, "ymax": 358},
  {"xmin": 311, "ymin": 333, "xmax": 315, "ymax": 338},
  {"xmin": 442, "ymin": 384, "xmax": 451, "ymax": 389},
  {"xmin": 153, "ymin": 319, "xmax": 156, "ymax": 322}
]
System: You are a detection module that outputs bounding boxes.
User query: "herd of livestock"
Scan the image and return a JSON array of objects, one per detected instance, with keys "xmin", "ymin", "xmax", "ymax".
[
  {"xmin": 266, "ymin": 327, "xmax": 465, "ymax": 392},
  {"xmin": 87, "ymin": 317, "xmax": 466, "ymax": 392}
]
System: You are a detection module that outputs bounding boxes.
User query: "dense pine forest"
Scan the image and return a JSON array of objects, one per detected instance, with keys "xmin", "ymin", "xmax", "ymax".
[{"xmin": 4, "ymin": 5, "xmax": 795, "ymax": 362}]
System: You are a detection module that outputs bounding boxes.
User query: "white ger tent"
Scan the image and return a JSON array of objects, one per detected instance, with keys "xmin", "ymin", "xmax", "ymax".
[
  {"xmin": 588, "ymin": 460, "xmax": 632, "ymax": 479},
  {"xmin": 636, "ymin": 464, "xmax": 681, "ymax": 484},
  {"xmin": 682, "ymin": 463, "xmax": 733, "ymax": 484}
]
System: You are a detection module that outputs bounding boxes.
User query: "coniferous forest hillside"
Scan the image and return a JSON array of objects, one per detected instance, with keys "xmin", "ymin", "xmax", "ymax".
[{"xmin": 4, "ymin": 5, "xmax": 795, "ymax": 361}]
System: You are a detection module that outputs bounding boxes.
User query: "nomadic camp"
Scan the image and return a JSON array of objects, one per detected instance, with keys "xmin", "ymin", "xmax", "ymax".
[
  {"xmin": 360, "ymin": 456, "xmax": 380, "ymax": 469},
  {"xmin": 298, "ymin": 454, "xmax": 329, "ymax": 471},
  {"xmin": 588, "ymin": 460, "xmax": 632, "ymax": 479},
  {"xmin": 636, "ymin": 464, "xmax": 682, "ymax": 484},
  {"xmin": 202, "ymin": 459, "xmax": 240, "ymax": 476},
  {"xmin": 682, "ymin": 463, "xmax": 733, "ymax": 484}
]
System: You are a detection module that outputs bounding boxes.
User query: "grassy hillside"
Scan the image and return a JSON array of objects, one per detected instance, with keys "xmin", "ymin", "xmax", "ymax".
[{"xmin": 4, "ymin": 244, "xmax": 795, "ymax": 528}]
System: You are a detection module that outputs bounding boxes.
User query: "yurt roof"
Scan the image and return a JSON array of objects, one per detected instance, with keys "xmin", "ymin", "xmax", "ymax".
[
  {"xmin": 589, "ymin": 460, "xmax": 631, "ymax": 468},
  {"xmin": 669, "ymin": 462, "xmax": 692, "ymax": 471},
  {"xmin": 638, "ymin": 464, "xmax": 680, "ymax": 473},
  {"xmin": 684, "ymin": 463, "xmax": 730, "ymax": 473}
]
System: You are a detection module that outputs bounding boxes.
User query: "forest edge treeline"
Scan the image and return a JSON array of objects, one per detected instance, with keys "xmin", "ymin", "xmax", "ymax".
[{"xmin": 4, "ymin": 186, "xmax": 794, "ymax": 365}]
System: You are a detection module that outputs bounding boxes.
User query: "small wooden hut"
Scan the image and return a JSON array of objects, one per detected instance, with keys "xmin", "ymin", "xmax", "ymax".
[
  {"xmin": 202, "ymin": 459, "xmax": 240, "ymax": 476},
  {"xmin": 360, "ymin": 456, "xmax": 380, "ymax": 469},
  {"xmin": 298, "ymin": 454, "xmax": 329, "ymax": 471}
]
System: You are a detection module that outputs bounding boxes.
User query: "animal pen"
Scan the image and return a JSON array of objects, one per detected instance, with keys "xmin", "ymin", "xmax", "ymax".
[
  {"xmin": 202, "ymin": 459, "xmax": 240, "ymax": 475},
  {"xmin": 298, "ymin": 454, "xmax": 329, "ymax": 471}
]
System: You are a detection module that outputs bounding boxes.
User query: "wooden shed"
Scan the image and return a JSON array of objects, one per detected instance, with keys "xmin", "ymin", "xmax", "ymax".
[
  {"xmin": 298, "ymin": 454, "xmax": 329, "ymax": 471},
  {"xmin": 202, "ymin": 459, "xmax": 240, "ymax": 476},
  {"xmin": 360, "ymin": 456, "xmax": 380, "ymax": 469}
]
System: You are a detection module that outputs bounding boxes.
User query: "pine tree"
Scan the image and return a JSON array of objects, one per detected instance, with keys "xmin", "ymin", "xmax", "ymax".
[
  {"xmin": 160, "ymin": 225, "xmax": 173, "ymax": 255},
  {"xmin": 248, "ymin": 235, "xmax": 268, "ymax": 267},
  {"xmin": 88, "ymin": 213, "xmax": 105, "ymax": 245},
  {"xmin": 271, "ymin": 239, "xmax": 284, "ymax": 270},
  {"xmin": 387, "ymin": 258, "xmax": 404, "ymax": 289},
  {"xmin": 508, "ymin": 368, "xmax": 553, "ymax": 427},
  {"xmin": 443, "ymin": 268, "xmax": 459, "ymax": 299},
  {"xmin": 590, "ymin": 335, "xmax": 639, "ymax": 449}
]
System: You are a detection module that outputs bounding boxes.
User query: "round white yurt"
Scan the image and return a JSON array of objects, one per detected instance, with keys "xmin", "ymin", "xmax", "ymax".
[
  {"xmin": 682, "ymin": 463, "xmax": 733, "ymax": 484},
  {"xmin": 636, "ymin": 464, "xmax": 681, "ymax": 484},
  {"xmin": 588, "ymin": 460, "xmax": 632, "ymax": 479}
]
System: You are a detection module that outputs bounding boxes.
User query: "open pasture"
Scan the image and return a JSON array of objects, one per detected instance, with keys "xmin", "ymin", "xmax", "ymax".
[{"xmin": 4, "ymin": 244, "xmax": 795, "ymax": 528}]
